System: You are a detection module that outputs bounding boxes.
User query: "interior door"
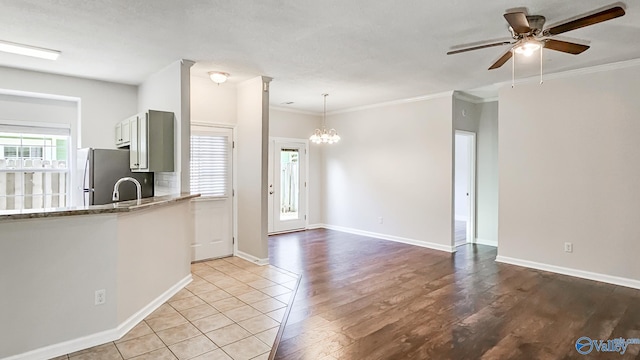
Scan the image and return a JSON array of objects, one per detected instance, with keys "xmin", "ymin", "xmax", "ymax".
[
  {"xmin": 190, "ymin": 126, "xmax": 234, "ymax": 261},
  {"xmin": 454, "ymin": 130, "xmax": 476, "ymax": 247},
  {"xmin": 269, "ymin": 139, "xmax": 307, "ymax": 233}
]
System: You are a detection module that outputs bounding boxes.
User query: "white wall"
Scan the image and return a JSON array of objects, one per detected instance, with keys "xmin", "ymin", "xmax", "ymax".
[
  {"xmin": 191, "ymin": 75, "xmax": 237, "ymax": 125},
  {"xmin": 476, "ymin": 101, "xmax": 499, "ymax": 244},
  {"xmin": 0, "ymin": 215, "xmax": 118, "ymax": 358},
  {"xmin": 453, "ymin": 97, "xmax": 480, "ymax": 133},
  {"xmin": 323, "ymin": 95, "xmax": 454, "ymax": 252},
  {"xmin": 117, "ymin": 202, "xmax": 192, "ymax": 323},
  {"xmin": 454, "ymin": 134, "xmax": 470, "ymax": 221},
  {"xmin": 0, "ymin": 94, "xmax": 77, "ymax": 126},
  {"xmin": 498, "ymin": 64, "xmax": 640, "ymax": 285},
  {"xmin": 0, "ymin": 66, "xmax": 138, "ymax": 149},
  {"xmin": 138, "ymin": 60, "xmax": 194, "ymax": 195},
  {"xmin": 236, "ymin": 77, "xmax": 271, "ymax": 262},
  {"xmin": 269, "ymin": 109, "xmax": 322, "ymax": 225}
]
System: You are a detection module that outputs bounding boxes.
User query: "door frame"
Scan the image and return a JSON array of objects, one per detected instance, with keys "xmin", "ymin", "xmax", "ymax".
[
  {"xmin": 190, "ymin": 121, "xmax": 237, "ymax": 258},
  {"xmin": 454, "ymin": 130, "xmax": 476, "ymax": 246},
  {"xmin": 268, "ymin": 136, "xmax": 310, "ymax": 234}
]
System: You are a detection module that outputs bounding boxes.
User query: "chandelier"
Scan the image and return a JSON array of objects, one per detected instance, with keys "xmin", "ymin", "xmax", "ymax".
[{"xmin": 310, "ymin": 93, "xmax": 340, "ymax": 144}]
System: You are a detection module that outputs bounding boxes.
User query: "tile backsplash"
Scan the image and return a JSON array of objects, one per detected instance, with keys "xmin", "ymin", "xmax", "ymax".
[{"xmin": 155, "ymin": 172, "xmax": 179, "ymax": 196}]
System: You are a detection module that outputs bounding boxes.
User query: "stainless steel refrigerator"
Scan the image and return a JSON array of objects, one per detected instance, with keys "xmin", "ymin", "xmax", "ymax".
[{"xmin": 77, "ymin": 148, "xmax": 154, "ymax": 206}]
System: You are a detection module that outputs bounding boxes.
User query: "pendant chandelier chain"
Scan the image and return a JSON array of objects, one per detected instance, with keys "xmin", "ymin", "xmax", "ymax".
[{"xmin": 322, "ymin": 93, "xmax": 328, "ymax": 127}]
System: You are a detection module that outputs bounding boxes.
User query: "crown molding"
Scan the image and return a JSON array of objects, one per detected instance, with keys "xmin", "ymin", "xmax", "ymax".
[
  {"xmin": 269, "ymin": 106, "xmax": 320, "ymax": 116},
  {"xmin": 328, "ymin": 91, "xmax": 454, "ymax": 115},
  {"xmin": 458, "ymin": 95, "xmax": 499, "ymax": 103},
  {"xmin": 453, "ymin": 91, "xmax": 485, "ymax": 104},
  {"xmin": 271, "ymin": 58, "xmax": 640, "ymax": 115},
  {"xmin": 181, "ymin": 59, "xmax": 196, "ymax": 68},
  {"xmin": 492, "ymin": 57, "xmax": 640, "ymax": 90}
]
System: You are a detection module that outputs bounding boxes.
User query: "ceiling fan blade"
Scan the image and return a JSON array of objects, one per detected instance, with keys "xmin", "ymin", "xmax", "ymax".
[
  {"xmin": 544, "ymin": 39, "xmax": 589, "ymax": 54},
  {"xmin": 447, "ymin": 41, "xmax": 512, "ymax": 55},
  {"xmin": 488, "ymin": 49, "xmax": 513, "ymax": 70},
  {"xmin": 504, "ymin": 12, "xmax": 531, "ymax": 33},
  {"xmin": 545, "ymin": 6, "xmax": 625, "ymax": 36}
]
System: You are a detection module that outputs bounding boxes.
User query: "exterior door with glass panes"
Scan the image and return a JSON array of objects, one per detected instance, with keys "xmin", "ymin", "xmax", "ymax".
[{"xmin": 268, "ymin": 139, "xmax": 307, "ymax": 233}]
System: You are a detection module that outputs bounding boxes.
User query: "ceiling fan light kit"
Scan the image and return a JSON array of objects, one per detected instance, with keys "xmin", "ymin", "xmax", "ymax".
[
  {"xmin": 446, "ymin": 5, "xmax": 626, "ymax": 82},
  {"xmin": 514, "ymin": 40, "xmax": 541, "ymax": 57}
]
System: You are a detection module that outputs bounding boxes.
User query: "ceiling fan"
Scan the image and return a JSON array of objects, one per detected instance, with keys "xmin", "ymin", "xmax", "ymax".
[{"xmin": 447, "ymin": 6, "xmax": 626, "ymax": 70}]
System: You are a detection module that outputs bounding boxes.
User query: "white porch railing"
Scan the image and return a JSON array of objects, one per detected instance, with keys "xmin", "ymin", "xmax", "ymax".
[{"xmin": 0, "ymin": 159, "xmax": 68, "ymax": 210}]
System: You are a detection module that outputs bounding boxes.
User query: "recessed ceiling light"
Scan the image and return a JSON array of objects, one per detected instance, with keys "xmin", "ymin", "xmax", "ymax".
[{"xmin": 0, "ymin": 40, "xmax": 60, "ymax": 60}]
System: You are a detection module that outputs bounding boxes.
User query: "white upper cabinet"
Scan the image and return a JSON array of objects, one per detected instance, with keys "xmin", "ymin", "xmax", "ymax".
[
  {"xmin": 129, "ymin": 110, "xmax": 174, "ymax": 172},
  {"xmin": 115, "ymin": 116, "xmax": 133, "ymax": 148}
]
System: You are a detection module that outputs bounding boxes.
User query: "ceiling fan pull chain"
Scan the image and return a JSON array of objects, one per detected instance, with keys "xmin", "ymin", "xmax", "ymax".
[
  {"xmin": 511, "ymin": 48, "xmax": 515, "ymax": 88},
  {"xmin": 540, "ymin": 46, "xmax": 544, "ymax": 84}
]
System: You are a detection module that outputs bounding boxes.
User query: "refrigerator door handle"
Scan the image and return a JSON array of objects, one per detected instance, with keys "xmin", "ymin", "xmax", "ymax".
[{"xmin": 82, "ymin": 150, "xmax": 91, "ymax": 206}]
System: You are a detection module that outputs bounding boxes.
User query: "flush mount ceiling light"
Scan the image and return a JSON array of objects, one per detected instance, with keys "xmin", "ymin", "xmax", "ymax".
[
  {"xmin": 0, "ymin": 40, "xmax": 60, "ymax": 60},
  {"xmin": 208, "ymin": 71, "xmax": 230, "ymax": 84},
  {"xmin": 310, "ymin": 94, "xmax": 340, "ymax": 145}
]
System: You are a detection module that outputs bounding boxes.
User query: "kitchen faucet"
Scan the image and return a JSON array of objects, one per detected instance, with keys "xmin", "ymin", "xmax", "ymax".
[{"xmin": 112, "ymin": 177, "xmax": 142, "ymax": 202}]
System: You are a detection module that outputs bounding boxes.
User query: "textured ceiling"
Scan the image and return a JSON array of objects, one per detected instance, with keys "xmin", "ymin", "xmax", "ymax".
[{"xmin": 1, "ymin": 1, "xmax": 639, "ymax": 112}]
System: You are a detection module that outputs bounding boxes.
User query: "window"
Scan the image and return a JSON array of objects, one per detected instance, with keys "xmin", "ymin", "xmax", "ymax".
[
  {"xmin": 190, "ymin": 129, "xmax": 231, "ymax": 197},
  {"xmin": 0, "ymin": 125, "xmax": 70, "ymax": 210},
  {"xmin": 4, "ymin": 146, "xmax": 44, "ymax": 159}
]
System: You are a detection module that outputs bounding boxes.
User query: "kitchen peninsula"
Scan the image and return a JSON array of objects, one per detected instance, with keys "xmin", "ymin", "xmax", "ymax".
[{"xmin": 0, "ymin": 193, "xmax": 199, "ymax": 360}]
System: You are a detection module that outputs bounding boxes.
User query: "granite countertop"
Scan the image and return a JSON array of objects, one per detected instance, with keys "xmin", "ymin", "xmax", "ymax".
[{"xmin": 0, "ymin": 193, "xmax": 201, "ymax": 221}]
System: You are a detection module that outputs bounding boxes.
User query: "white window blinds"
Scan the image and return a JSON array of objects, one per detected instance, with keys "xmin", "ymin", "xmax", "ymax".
[{"xmin": 190, "ymin": 131, "xmax": 230, "ymax": 197}]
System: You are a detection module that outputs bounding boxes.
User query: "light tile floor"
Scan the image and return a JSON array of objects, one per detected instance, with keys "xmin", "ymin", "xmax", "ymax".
[{"xmin": 51, "ymin": 257, "xmax": 298, "ymax": 360}]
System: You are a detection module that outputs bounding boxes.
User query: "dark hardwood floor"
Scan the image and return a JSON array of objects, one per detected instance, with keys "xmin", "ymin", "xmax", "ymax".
[{"xmin": 269, "ymin": 229, "xmax": 640, "ymax": 359}]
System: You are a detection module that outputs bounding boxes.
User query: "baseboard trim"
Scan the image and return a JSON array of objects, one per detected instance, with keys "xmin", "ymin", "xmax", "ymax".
[
  {"xmin": 305, "ymin": 223, "xmax": 324, "ymax": 230},
  {"xmin": 115, "ymin": 274, "xmax": 193, "ymax": 338},
  {"xmin": 4, "ymin": 328, "xmax": 117, "ymax": 360},
  {"xmin": 495, "ymin": 256, "xmax": 640, "ymax": 290},
  {"xmin": 5, "ymin": 274, "xmax": 192, "ymax": 360},
  {"xmin": 475, "ymin": 238, "xmax": 498, "ymax": 247},
  {"xmin": 268, "ymin": 228, "xmax": 305, "ymax": 236},
  {"xmin": 235, "ymin": 250, "xmax": 269, "ymax": 266},
  {"xmin": 318, "ymin": 223, "xmax": 455, "ymax": 253}
]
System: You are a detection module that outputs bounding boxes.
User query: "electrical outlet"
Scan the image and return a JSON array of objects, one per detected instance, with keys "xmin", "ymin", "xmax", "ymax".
[
  {"xmin": 378, "ymin": 217, "xmax": 383, "ymax": 224},
  {"xmin": 564, "ymin": 242, "xmax": 573, "ymax": 253},
  {"xmin": 95, "ymin": 289, "xmax": 106, "ymax": 305}
]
